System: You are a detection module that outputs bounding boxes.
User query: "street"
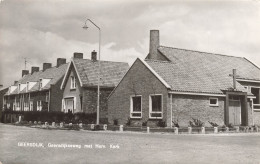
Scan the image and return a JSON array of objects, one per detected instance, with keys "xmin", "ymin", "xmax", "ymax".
[{"xmin": 0, "ymin": 123, "xmax": 260, "ymax": 164}]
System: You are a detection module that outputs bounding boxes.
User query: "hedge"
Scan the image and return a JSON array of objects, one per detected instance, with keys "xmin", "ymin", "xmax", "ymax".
[{"xmin": 1, "ymin": 110, "xmax": 97, "ymax": 124}]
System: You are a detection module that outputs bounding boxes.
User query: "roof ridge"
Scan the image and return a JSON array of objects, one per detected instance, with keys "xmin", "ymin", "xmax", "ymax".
[
  {"xmin": 144, "ymin": 59, "xmax": 172, "ymax": 63},
  {"xmin": 39, "ymin": 62, "xmax": 69, "ymax": 72},
  {"xmin": 73, "ymin": 58, "xmax": 128, "ymax": 64},
  {"xmin": 243, "ymin": 57, "xmax": 260, "ymax": 70},
  {"xmin": 159, "ymin": 45, "xmax": 245, "ymax": 59}
]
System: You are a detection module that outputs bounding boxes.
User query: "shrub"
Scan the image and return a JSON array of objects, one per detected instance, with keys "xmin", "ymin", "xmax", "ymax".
[
  {"xmin": 189, "ymin": 118, "xmax": 204, "ymax": 127},
  {"xmin": 142, "ymin": 120, "xmax": 148, "ymax": 127},
  {"xmin": 172, "ymin": 120, "xmax": 179, "ymax": 127},
  {"xmin": 126, "ymin": 118, "xmax": 131, "ymax": 126},
  {"xmin": 157, "ymin": 120, "xmax": 166, "ymax": 127},
  {"xmin": 208, "ymin": 121, "xmax": 218, "ymax": 127},
  {"xmin": 1, "ymin": 111, "xmax": 96, "ymax": 124}
]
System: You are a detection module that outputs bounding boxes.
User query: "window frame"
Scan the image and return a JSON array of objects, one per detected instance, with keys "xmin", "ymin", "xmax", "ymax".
[
  {"xmin": 209, "ymin": 97, "xmax": 219, "ymax": 107},
  {"xmin": 70, "ymin": 76, "xmax": 76, "ymax": 89},
  {"xmin": 37, "ymin": 100, "xmax": 42, "ymax": 111},
  {"xmin": 130, "ymin": 95, "xmax": 142, "ymax": 118},
  {"xmin": 149, "ymin": 94, "xmax": 163, "ymax": 119}
]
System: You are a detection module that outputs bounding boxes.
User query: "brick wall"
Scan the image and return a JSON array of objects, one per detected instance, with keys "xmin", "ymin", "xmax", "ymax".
[
  {"xmin": 171, "ymin": 94, "xmax": 225, "ymax": 127},
  {"xmin": 82, "ymin": 87, "xmax": 113, "ymax": 120},
  {"xmin": 254, "ymin": 111, "xmax": 260, "ymax": 125},
  {"xmin": 108, "ymin": 59, "xmax": 168, "ymax": 126},
  {"xmin": 50, "ymin": 78, "xmax": 64, "ymax": 111}
]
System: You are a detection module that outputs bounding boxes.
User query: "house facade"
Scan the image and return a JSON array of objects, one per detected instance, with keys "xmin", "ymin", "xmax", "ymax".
[
  {"xmin": 108, "ymin": 30, "xmax": 260, "ymax": 127},
  {"xmin": 60, "ymin": 51, "xmax": 129, "ymax": 123},
  {"xmin": 3, "ymin": 58, "xmax": 68, "ymax": 113}
]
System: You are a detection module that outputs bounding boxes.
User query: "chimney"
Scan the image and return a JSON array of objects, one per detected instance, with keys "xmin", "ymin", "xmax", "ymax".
[
  {"xmin": 43, "ymin": 63, "xmax": 52, "ymax": 71},
  {"xmin": 57, "ymin": 58, "xmax": 66, "ymax": 67},
  {"xmin": 149, "ymin": 30, "xmax": 160, "ymax": 60},
  {"xmin": 14, "ymin": 81, "xmax": 18, "ymax": 85},
  {"xmin": 31, "ymin": 66, "xmax": 39, "ymax": 74},
  {"xmin": 91, "ymin": 50, "xmax": 97, "ymax": 61},
  {"xmin": 73, "ymin": 52, "xmax": 83, "ymax": 59},
  {"xmin": 22, "ymin": 70, "xmax": 29, "ymax": 77}
]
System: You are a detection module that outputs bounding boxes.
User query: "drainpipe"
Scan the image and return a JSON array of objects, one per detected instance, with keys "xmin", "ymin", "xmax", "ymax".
[
  {"xmin": 251, "ymin": 98, "xmax": 254, "ymax": 125},
  {"xmin": 48, "ymin": 89, "xmax": 51, "ymax": 112},
  {"xmin": 170, "ymin": 94, "xmax": 173, "ymax": 128}
]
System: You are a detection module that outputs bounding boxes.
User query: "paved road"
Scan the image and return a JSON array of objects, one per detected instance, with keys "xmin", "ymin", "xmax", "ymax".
[{"xmin": 0, "ymin": 123, "xmax": 260, "ymax": 164}]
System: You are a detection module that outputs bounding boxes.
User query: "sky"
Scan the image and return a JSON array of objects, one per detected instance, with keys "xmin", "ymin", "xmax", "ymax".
[{"xmin": 0, "ymin": 0, "xmax": 260, "ymax": 87}]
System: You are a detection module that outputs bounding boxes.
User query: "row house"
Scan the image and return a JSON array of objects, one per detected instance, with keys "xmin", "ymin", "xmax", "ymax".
[
  {"xmin": 3, "ymin": 58, "xmax": 68, "ymax": 112},
  {"xmin": 60, "ymin": 51, "xmax": 129, "ymax": 122}
]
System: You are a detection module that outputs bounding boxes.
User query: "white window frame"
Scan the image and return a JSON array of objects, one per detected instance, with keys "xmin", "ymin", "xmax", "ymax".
[
  {"xmin": 149, "ymin": 94, "xmax": 163, "ymax": 119},
  {"xmin": 24, "ymin": 102, "xmax": 29, "ymax": 111},
  {"xmin": 209, "ymin": 97, "xmax": 219, "ymax": 106},
  {"xmin": 70, "ymin": 76, "xmax": 76, "ymax": 89},
  {"xmin": 16, "ymin": 101, "xmax": 20, "ymax": 111},
  {"xmin": 7, "ymin": 103, "xmax": 10, "ymax": 109},
  {"xmin": 37, "ymin": 100, "xmax": 42, "ymax": 111},
  {"xmin": 130, "ymin": 95, "xmax": 142, "ymax": 118}
]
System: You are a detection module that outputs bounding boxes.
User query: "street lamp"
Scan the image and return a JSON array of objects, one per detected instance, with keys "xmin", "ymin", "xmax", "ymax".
[{"xmin": 83, "ymin": 19, "xmax": 101, "ymax": 125}]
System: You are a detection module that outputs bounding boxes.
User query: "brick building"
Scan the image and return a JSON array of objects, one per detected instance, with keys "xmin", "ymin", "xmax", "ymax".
[
  {"xmin": 3, "ymin": 58, "xmax": 68, "ymax": 112},
  {"xmin": 108, "ymin": 30, "xmax": 260, "ymax": 127},
  {"xmin": 60, "ymin": 51, "xmax": 129, "ymax": 122}
]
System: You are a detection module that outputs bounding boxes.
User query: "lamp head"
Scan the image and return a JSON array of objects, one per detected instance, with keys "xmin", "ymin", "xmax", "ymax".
[{"xmin": 82, "ymin": 23, "xmax": 88, "ymax": 29}]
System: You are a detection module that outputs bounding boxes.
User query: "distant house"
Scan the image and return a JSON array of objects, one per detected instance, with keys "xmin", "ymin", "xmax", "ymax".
[
  {"xmin": 3, "ymin": 58, "xmax": 68, "ymax": 112},
  {"xmin": 60, "ymin": 51, "xmax": 129, "ymax": 123},
  {"xmin": 108, "ymin": 30, "xmax": 260, "ymax": 127}
]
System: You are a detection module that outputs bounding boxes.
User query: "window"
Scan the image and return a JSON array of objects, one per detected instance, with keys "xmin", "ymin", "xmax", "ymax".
[
  {"xmin": 7, "ymin": 103, "xmax": 10, "ymax": 109},
  {"xmin": 29, "ymin": 101, "xmax": 33, "ymax": 111},
  {"xmin": 39, "ymin": 79, "xmax": 43, "ymax": 89},
  {"xmin": 16, "ymin": 102, "xmax": 20, "ymax": 111},
  {"xmin": 37, "ymin": 101, "xmax": 42, "ymax": 111},
  {"xmin": 71, "ymin": 76, "xmax": 76, "ymax": 89},
  {"xmin": 149, "ymin": 94, "xmax": 163, "ymax": 119},
  {"xmin": 46, "ymin": 92, "xmax": 49, "ymax": 102},
  {"xmin": 24, "ymin": 102, "xmax": 29, "ymax": 111},
  {"xmin": 209, "ymin": 98, "xmax": 218, "ymax": 106},
  {"xmin": 130, "ymin": 96, "xmax": 142, "ymax": 118}
]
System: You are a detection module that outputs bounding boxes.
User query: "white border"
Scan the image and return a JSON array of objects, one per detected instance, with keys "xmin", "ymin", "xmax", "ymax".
[{"xmin": 209, "ymin": 97, "xmax": 219, "ymax": 107}]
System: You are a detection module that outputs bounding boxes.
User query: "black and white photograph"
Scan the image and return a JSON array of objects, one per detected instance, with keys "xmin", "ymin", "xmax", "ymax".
[{"xmin": 0, "ymin": 0, "xmax": 260, "ymax": 163}]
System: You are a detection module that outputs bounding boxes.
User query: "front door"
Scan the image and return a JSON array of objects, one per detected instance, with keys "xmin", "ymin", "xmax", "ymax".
[
  {"xmin": 229, "ymin": 100, "xmax": 241, "ymax": 125},
  {"xmin": 65, "ymin": 98, "xmax": 74, "ymax": 113}
]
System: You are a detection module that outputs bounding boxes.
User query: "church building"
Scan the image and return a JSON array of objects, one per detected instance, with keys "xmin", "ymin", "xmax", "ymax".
[{"xmin": 108, "ymin": 30, "xmax": 260, "ymax": 127}]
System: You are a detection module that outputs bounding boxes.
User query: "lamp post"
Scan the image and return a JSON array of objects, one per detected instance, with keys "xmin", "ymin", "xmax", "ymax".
[{"xmin": 83, "ymin": 19, "xmax": 101, "ymax": 125}]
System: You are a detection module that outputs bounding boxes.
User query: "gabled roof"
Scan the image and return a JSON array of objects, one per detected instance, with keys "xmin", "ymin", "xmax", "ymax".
[
  {"xmin": 144, "ymin": 46, "xmax": 260, "ymax": 94},
  {"xmin": 61, "ymin": 58, "xmax": 129, "ymax": 89},
  {"xmin": 6, "ymin": 63, "xmax": 68, "ymax": 95}
]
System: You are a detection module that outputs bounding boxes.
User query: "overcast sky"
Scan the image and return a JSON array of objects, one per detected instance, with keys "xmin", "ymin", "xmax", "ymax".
[{"xmin": 0, "ymin": 0, "xmax": 259, "ymax": 87}]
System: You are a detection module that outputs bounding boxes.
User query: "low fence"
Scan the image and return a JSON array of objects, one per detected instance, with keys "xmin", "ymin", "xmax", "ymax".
[
  {"xmin": 106, "ymin": 125, "xmax": 259, "ymax": 134},
  {"xmin": 6, "ymin": 118, "xmax": 260, "ymax": 134}
]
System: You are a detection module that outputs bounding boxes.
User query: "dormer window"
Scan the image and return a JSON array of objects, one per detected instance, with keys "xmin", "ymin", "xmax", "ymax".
[
  {"xmin": 71, "ymin": 76, "xmax": 76, "ymax": 89},
  {"xmin": 18, "ymin": 83, "xmax": 21, "ymax": 93},
  {"xmin": 26, "ymin": 82, "xmax": 29, "ymax": 92},
  {"xmin": 39, "ymin": 79, "xmax": 43, "ymax": 89}
]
